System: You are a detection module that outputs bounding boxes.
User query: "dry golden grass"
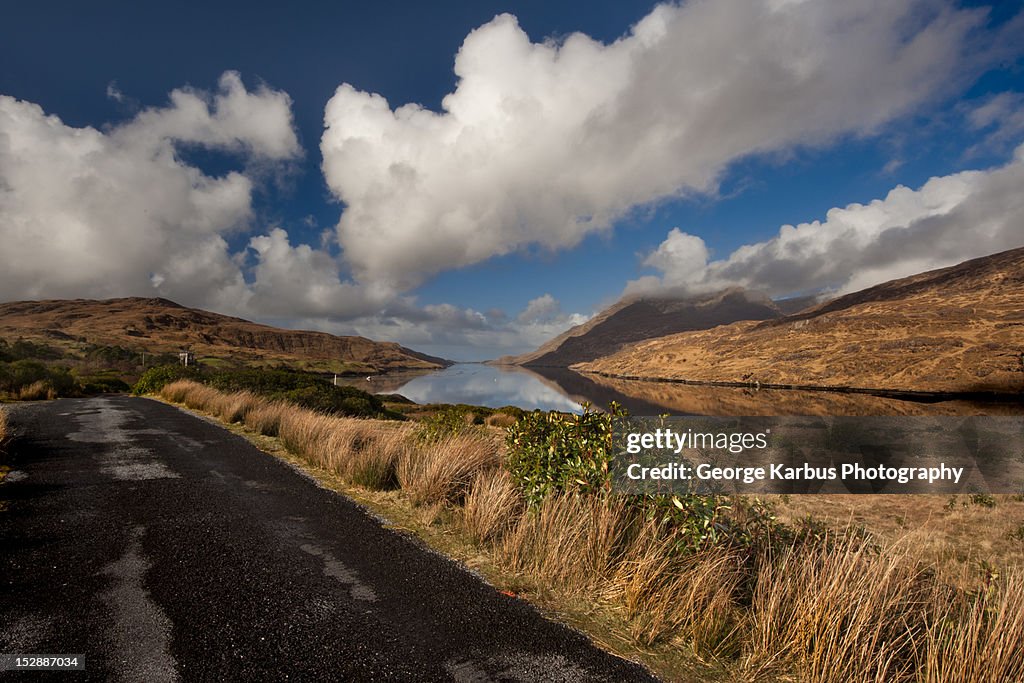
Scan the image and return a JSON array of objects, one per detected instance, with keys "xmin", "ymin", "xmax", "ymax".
[
  {"xmin": 461, "ymin": 468, "xmax": 522, "ymax": 543},
  {"xmin": 738, "ymin": 536, "xmax": 1024, "ymax": 683},
  {"xmin": 774, "ymin": 494, "xmax": 1024, "ymax": 588},
  {"xmin": 330, "ymin": 422, "xmax": 414, "ymax": 490},
  {"xmin": 277, "ymin": 409, "xmax": 336, "ymax": 461},
  {"xmin": 242, "ymin": 401, "xmax": 290, "ymax": 437},
  {"xmin": 0, "ymin": 406, "xmax": 8, "ymax": 445},
  {"xmin": 497, "ymin": 494, "xmax": 634, "ymax": 594},
  {"xmin": 156, "ymin": 380, "xmax": 1024, "ymax": 682},
  {"xmin": 161, "ymin": 380, "xmax": 262, "ymax": 424},
  {"xmin": 17, "ymin": 380, "xmax": 56, "ymax": 401},
  {"xmin": 922, "ymin": 571, "xmax": 1024, "ymax": 683},
  {"xmin": 614, "ymin": 539, "xmax": 744, "ymax": 656},
  {"xmin": 743, "ymin": 538, "xmax": 927, "ymax": 681},
  {"xmin": 484, "ymin": 412, "xmax": 519, "ymax": 428},
  {"xmin": 397, "ymin": 432, "xmax": 502, "ymax": 505}
]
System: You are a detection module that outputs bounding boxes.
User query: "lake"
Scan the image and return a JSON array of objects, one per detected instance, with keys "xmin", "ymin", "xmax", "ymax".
[{"xmin": 346, "ymin": 363, "xmax": 1024, "ymax": 416}]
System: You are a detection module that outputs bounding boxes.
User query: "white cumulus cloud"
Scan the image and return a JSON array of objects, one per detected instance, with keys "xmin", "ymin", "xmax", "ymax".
[
  {"xmin": 281, "ymin": 292, "xmax": 589, "ymax": 361},
  {"xmin": 322, "ymin": 0, "xmax": 996, "ymax": 294},
  {"xmin": 0, "ymin": 72, "xmax": 309, "ymax": 312},
  {"xmin": 631, "ymin": 142, "xmax": 1024, "ymax": 299}
]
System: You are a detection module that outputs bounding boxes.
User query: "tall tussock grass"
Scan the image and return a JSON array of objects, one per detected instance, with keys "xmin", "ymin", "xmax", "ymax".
[
  {"xmin": 156, "ymin": 380, "xmax": 1024, "ymax": 682},
  {"xmin": 397, "ymin": 432, "xmax": 502, "ymax": 505},
  {"xmin": 615, "ymin": 540, "xmax": 745, "ymax": 654},
  {"xmin": 0, "ymin": 406, "xmax": 8, "ymax": 446},
  {"xmin": 744, "ymin": 538, "xmax": 929, "ymax": 681},
  {"xmin": 329, "ymin": 422, "xmax": 414, "ymax": 490},
  {"xmin": 497, "ymin": 493, "xmax": 634, "ymax": 590},
  {"xmin": 737, "ymin": 537, "xmax": 1024, "ymax": 682},
  {"xmin": 461, "ymin": 468, "xmax": 522, "ymax": 543},
  {"xmin": 17, "ymin": 380, "xmax": 56, "ymax": 401},
  {"xmin": 921, "ymin": 571, "xmax": 1024, "ymax": 683}
]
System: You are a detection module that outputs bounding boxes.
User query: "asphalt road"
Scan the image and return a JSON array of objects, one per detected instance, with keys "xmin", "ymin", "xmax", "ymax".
[{"xmin": 0, "ymin": 396, "xmax": 657, "ymax": 682}]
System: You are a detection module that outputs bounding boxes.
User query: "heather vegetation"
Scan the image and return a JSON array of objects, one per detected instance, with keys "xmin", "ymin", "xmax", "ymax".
[
  {"xmin": 0, "ymin": 338, "xmax": 141, "ymax": 399},
  {"xmin": 135, "ymin": 365, "xmax": 398, "ymax": 419},
  {"xmin": 154, "ymin": 379, "xmax": 1024, "ymax": 682}
]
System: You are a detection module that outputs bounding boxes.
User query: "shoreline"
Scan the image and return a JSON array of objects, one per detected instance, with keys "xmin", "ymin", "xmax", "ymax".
[{"xmin": 573, "ymin": 368, "xmax": 1024, "ymax": 404}]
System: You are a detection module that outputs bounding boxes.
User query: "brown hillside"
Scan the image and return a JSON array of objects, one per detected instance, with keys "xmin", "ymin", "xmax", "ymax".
[
  {"xmin": 0, "ymin": 297, "xmax": 449, "ymax": 373},
  {"xmin": 577, "ymin": 247, "xmax": 1024, "ymax": 394},
  {"xmin": 495, "ymin": 288, "xmax": 782, "ymax": 367}
]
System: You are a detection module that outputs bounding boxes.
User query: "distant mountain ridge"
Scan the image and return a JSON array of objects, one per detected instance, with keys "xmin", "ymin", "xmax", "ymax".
[
  {"xmin": 494, "ymin": 287, "xmax": 785, "ymax": 367},
  {"xmin": 0, "ymin": 297, "xmax": 450, "ymax": 373},
  {"xmin": 578, "ymin": 246, "xmax": 1024, "ymax": 394}
]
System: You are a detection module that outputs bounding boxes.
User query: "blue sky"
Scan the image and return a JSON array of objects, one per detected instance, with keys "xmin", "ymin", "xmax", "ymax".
[{"xmin": 1, "ymin": 1, "xmax": 1023, "ymax": 359}]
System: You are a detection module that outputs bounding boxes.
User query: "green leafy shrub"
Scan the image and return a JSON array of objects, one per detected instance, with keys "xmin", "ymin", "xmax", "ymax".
[
  {"xmin": 276, "ymin": 384, "xmax": 386, "ymax": 418},
  {"xmin": 80, "ymin": 376, "xmax": 131, "ymax": 394},
  {"xmin": 970, "ymin": 493, "xmax": 997, "ymax": 508},
  {"xmin": 505, "ymin": 403, "xmax": 621, "ymax": 506},
  {"xmin": 378, "ymin": 393, "xmax": 415, "ymax": 404},
  {"xmin": 83, "ymin": 345, "xmax": 137, "ymax": 365},
  {"xmin": 0, "ymin": 360, "xmax": 77, "ymax": 398},
  {"xmin": 0, "ymin": 339, "xmax": 64, "ymax": 362},
  {"xmin": 133, "ymin": 365, "xmax": 202, "ymax": 395},
  {"xmin": 137, "ymin": 365, "xmax": 397, "ymax": 419},
  {"xmin": 207, "ymin": 368, "xmax": 393, "ymax": 418},
  {"xmin": 417, "ymin": 406, "xmax": 478, "ymax": 442}
]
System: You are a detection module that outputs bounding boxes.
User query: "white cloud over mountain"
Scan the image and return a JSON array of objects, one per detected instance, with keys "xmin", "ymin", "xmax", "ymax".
[
  {"xmin": 631, "ymin": 143, "xmax": 1024, "ymax": 299},
  {"xmin": 322, "ymin": 0, "xmax": 995, "ymax": 293},
  {"xmin": 0, "ymin": 72, "xmax": 300, "ymax": 310},
  {"xmin": 289, "ymin": 293, "xmax": 590, "ymax": 361}
]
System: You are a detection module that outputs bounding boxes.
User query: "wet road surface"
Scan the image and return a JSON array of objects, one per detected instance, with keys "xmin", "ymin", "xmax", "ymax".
[{"xmin": 0, "ymin": 396, "xmax": 656, "ymax": 682}]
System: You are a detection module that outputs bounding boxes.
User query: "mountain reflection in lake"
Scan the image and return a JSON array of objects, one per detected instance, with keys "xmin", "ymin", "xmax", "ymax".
[
  {"xmin": 351, "ymin": 364, "xmax": 1023, "ymax": 416},
  {"xmin": 366, "ymin": 364, "xmax": 583, "ymax": 413}
]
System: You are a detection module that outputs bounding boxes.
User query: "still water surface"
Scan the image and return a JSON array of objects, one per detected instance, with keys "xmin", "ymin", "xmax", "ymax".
[
  {"xmin": 350, "ymin": 364, "xmax": 1023, "ymax": 417},
  {"xmin": 360, "ymin": 364, "xmax": 582, "ymax": 412}
]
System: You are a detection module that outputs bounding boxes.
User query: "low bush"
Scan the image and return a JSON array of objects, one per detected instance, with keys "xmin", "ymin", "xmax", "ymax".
[
  {"xmin": 133, "ymin": 365, "xmax": 202, "ymax": 395},
  {"xmin": 416, "ymin": 406, "xmax": 480, "ymax": 441},
  {"xmin": 0, "ymin": 359, "xmax": 76, "ymax": 399},
  {"xmin": 0, "ymin": 339, "xmax": 64, "ymax": 362},
  {"xmin": 80, "ymin": 376, "xmax": 131, "ymax": 394},
  {"xmin": 505, "ymin": 404, "xmax": 779, "ymax": 556},
  {"xmin": 138, "ymin": 366, "xmax": 396, "ymax": 419},
  {"xmin": 17, "ymin": 380, "xmax": 56, "ymax": 401},
  {"xmin": 505, "ymin": 404, "xmax": 620, "ymax": 506}
]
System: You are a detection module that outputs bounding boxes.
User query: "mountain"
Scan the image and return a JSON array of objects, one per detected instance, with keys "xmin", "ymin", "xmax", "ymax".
[
  {"xmin": 494, "ymin": 288, "xmax": 783, "ymax": 367},
  {"xmin": 577, "ymin": 247, "xmax": 1024, "ymax": 394},
  {"xmin": 0, "ymin": 297, "xmax": 450, "ymax": 373}
]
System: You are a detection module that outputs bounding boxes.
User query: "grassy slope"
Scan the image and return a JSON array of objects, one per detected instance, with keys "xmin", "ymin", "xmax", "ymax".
[
  {"xmin": 578, "ymin": 247, "xmax": 1024, "ymax": 394},
  {"xmin": 496, "ymin": 289, "xmax": 781, "ymax": 368},
  {"xmin": 0, "ymin": 297, "xmax": 449, "ymax": 374}
]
